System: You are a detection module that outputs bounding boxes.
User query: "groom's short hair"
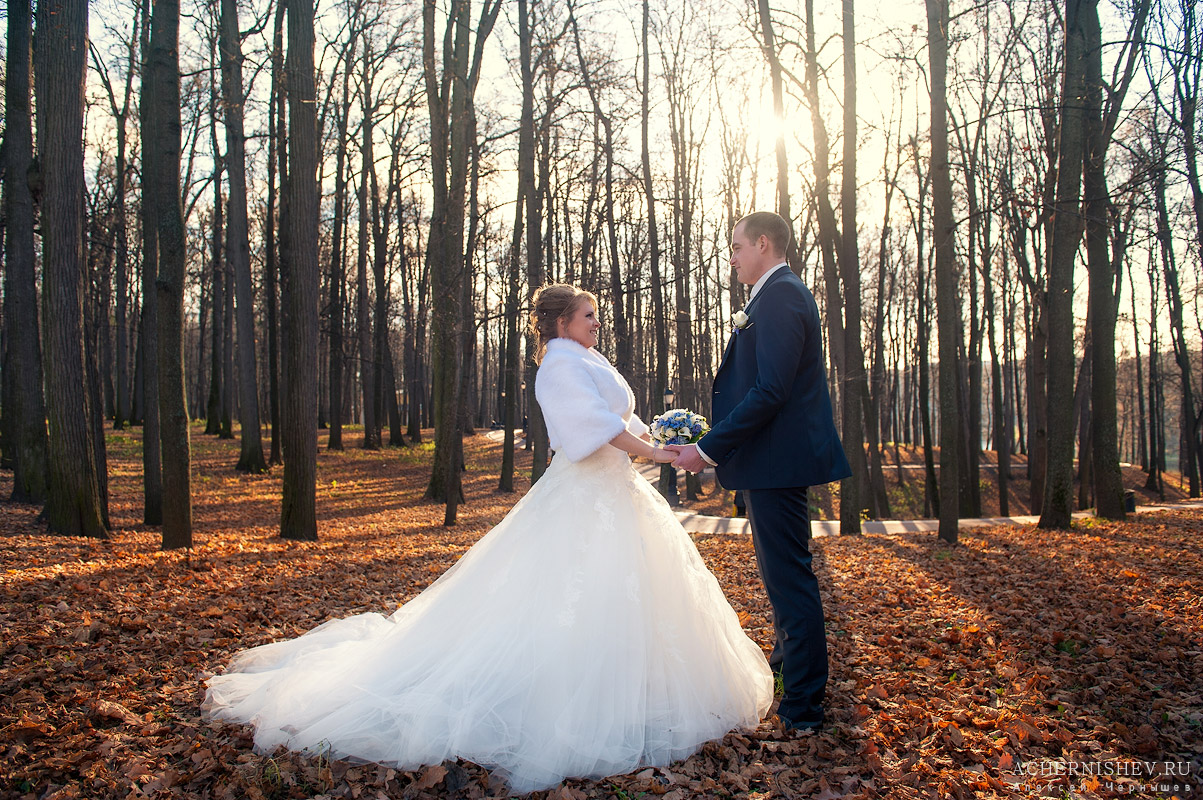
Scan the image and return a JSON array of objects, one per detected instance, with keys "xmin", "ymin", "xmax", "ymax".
[{"xmin": 737, "ymin": 212, "xmax": 791, "ymax": 257}]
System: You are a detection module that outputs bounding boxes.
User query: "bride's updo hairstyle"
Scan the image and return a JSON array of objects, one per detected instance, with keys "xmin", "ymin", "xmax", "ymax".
[{"xmin": 529, "ymin": 283, "xmax": 598, "ymax": 363}]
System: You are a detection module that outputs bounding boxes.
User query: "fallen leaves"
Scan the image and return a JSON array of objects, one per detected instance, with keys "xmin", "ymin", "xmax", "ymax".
[{"xmin": 1, "ymin": 426, "xmax": 1202, "ymax": 799}]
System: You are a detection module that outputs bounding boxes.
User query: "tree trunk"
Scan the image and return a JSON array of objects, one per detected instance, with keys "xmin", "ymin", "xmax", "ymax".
[
  {"xmin": 1144, "ymin": 261, "xmax": 1163, "ymax": 494},
  {"xmin": 90, "ymin": 18, "xmax": 139, "ymax": 432},
  {"xmin": 370, "ymin": 113, "xmax": 393, "ymax": 448},
  {"xmin": 83, "ymin": 244, "xmax": 112, "ymax": 529},
  {"xmin": 567, "ymin": 0, "xmax": 630, "ymax": 376},
  {"xmin": 148, "ymin": 0, "xmax": 193, "ymax": 549},
  {"xmin": 1128, "ymin": 259, "xmax": 1148, "ymax": 472},
  {"xmin": 35, "ymin": 0, "xmax": 108, "ymax": 538},
  {"xmin": 422, "ymin": 0, "xmax": 500, "ymax": 520},
  {"xmin": 1075, "ymin": 333, "xmax": 1093, "ymax": 510},
  {"xmin": 221, "ymin": 0, "xmax": 266, "ymax": 472},
  {"xmin": 1083, "ymin": 0, "xmax": 1148, "ymax": 516},
  {"xmin": 1154, "ymin": 160, "xmax": 1199, "ymax": 496},
  {"xmin": 385, "ymin": 338, "xmax": 404, "ymax": 445},
  {"xmin": 3, "ymin": 0, "xmax": 50, "ymax": 504},
  {"xmin": 757, "ymin": 0, "xmax": 797, "ymax": 265},
  {"xmin": 926, "ymin": 0, "xmax": 960, "ymax": 543},
  {"xmin": 400, "ymin": 214, "xmax": 424, "ymax": 445},
  {"xmin": 139, "ymin": 0, "xmax": 163, "ymax": 524},
  {"xmin": 802, "ymin": 0, "xmax": 846, "ymax": 414},
  {"xmin": 869, "ymin": 145, "xmax": 897, "ymax": 518},
  {"xmin": 279, "ymin": 0, "xmax": 320, "ymax": 541},
  {"xmin": 498, "ymin": 149, "xmax": 525, "ymax": 492},
  {"xmin": 662, "ymin": 26, "xmax": 700, "ymax": 502},
  {"xmin": 326, "ymin": 33, "xmax": 356, "ymax": 453},
  {"xmin": 265, "ymin": 0, "xmax": 284, "ymax": 466},
  {"xmin": 641, "ymin": 0, "xmax": 670, "ymax": 503},
  {"xmin": 1040, "ymin": 0, "xmax": 1091, "ymax": 528},
  {"xmin": 985, "ymin": 243, "xmax": 1008, "ymax": 517},
  {"xmin": 524, "ymin": 4, "xmax": 550, "ymax": 484},
  {"xmin": 205, "ymin": 148, "xmax": 225, "ymax": 436},
  {"xmin": 839, "ymin": 0, "xmax": 869, "ymax": 532},
  {"xmin": 357, "ymin": 87, "xmax": 379, "ymax": 450}
]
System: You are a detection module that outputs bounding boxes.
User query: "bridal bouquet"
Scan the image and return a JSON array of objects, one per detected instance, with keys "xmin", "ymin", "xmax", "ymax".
[{"xmin": 650, "ymin": 408, "xmax": 710, "ymax": 446}]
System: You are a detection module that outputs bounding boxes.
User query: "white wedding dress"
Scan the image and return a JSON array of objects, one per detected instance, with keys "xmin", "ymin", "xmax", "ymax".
[{"xmin": 205, "ymin": 342, "xmax": 772, "ymax": 793}]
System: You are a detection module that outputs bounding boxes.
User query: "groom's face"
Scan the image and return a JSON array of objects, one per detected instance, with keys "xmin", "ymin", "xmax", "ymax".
[{"xmin": 729, "ymin": 222, "xmax": 770, "ymax": 286}]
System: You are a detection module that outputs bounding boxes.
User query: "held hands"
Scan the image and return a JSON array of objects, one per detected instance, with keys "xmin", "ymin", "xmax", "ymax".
[
  {"xmin": 663, "ymin": 444, "xmax": 708, "ymax": 474},
  {"xmin": 650, "ymin": 446, "xmax": 676, "ymax": 464}
]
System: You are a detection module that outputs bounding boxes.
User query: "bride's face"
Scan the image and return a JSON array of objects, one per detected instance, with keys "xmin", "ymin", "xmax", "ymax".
[{"xmin": 558, "ymin": 301, "xmax": 601, "ymax": 349}]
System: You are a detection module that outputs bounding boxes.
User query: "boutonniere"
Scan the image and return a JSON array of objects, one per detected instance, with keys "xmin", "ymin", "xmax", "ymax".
[{"xmin": 731, "ymin": 310, "xmax": 752, "ymax": 332}]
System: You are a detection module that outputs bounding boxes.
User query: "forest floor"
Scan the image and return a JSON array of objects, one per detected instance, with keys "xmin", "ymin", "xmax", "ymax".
[
  {"xmin": 2, "ymin": 425, "xmax": 1201, "ymax": 800},
  {"xmin": 674, "ymin": 444, "xmax": 1193, "ymax": 521}
]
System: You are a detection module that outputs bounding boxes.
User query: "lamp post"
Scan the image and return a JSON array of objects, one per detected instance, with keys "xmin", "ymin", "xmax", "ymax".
[
  {"xmin": 660, "ymin": 387, "xmax": 679, "ymax": 506},
  {"xmin": 520, "ymin": 383, "xmax": 528, "ymax": 448}
]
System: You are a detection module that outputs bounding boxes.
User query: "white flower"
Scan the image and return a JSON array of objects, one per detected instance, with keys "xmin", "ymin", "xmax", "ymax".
[
  {"xmin": 731, "ymin": 310, "xmax": 750, "ymax": 329},
  {"xmin": 678, "ymin": 427, "xmax": 692, "ymax": 438}
]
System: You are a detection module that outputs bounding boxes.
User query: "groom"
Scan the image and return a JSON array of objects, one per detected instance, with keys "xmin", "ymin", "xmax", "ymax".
[{"xmin": 669, "ymin": 211, "xmax": 850, "ymax": 731}]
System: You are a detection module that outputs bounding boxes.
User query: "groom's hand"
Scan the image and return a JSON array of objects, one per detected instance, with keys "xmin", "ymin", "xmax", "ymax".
[{"xmin": 668, "ymin": 444, "xmax": 708, "ymax": 474}]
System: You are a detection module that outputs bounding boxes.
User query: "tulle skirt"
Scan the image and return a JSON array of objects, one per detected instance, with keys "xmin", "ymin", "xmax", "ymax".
[{"xmin": 203, "ymin": 445, "xmax": 773, "ymax": 793}]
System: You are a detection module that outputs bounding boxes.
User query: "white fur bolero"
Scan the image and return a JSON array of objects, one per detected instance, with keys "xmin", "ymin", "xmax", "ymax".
[{"xmin": 534, "ymin": 338, "xmax": 649, "ymax": 462}]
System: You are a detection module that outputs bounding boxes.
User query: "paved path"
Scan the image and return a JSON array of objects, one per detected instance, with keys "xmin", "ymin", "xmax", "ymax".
[
  {"xmin": 483, "ymin": 429, "xmax": 525, "ymax": 447},
  {"xmin": 481, "ymin": 429, "xmax": 1203, "ymax": 535}
]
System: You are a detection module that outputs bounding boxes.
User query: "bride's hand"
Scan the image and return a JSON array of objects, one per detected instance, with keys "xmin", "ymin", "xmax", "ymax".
[{"xmin": 651, "ymin": 447, "xmax": 676, "ymax": 464}]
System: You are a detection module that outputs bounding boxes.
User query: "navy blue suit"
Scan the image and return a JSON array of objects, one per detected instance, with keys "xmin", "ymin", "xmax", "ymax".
[{"xmin": 704, "ymin": 266, "xmax": 850, "ymax": 726}]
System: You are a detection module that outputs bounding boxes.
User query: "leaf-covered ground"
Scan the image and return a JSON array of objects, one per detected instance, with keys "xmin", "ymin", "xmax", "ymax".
[
  {"xmin": 684, "ymin": 445, "xmax": 1193, "ymax": 521},
  {"xmin": 2, "ymin": 426, "xmax": 1200, "ymax": 799}
]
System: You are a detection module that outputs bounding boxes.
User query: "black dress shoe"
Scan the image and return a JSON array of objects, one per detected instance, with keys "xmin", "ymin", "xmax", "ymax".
[{"xmin": 777, "ymin": 712, "xmax": 823, "ymax": 732}]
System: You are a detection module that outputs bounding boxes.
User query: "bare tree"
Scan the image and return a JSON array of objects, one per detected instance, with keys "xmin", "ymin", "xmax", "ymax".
[
  {"xmin": 280, "ymin": 0, "xmax": 321, "ymax": 540},
  {"xmin": 204, "ymin": 75, "xmax": 227, "ymax": 438},
  {"xmin": 568, "ymin": 0, "xmax": 631, "ymax": 377},
  {"xmin": 499, "ymin": 0, "xmax": 541, "ymax": 492},
  {"xmin": 326, "ymin": 26, "xmax": 358, "ymax": 452},
  {"xmin": 903, "ymin": 133, "xmax": 938, "ymax": 517},
  {"xmin": 35, "ymin": 0, "xmax": 108, "ymax": 537},
  {"xmin": 640, "ymin": 0, "xmax": 672, "ymax": 503},
  {"xmin": 264, "ymin": 0, "xmax": 285, "ymax": 466},
  {"xmin": 422, "ymin": 0, "xmax": 501, "ymax": 522},
  {"xmin": 1082, "ymin": 0, "xmax": 1149, "ymax": 517},
  {"xmin": 89, "ymin": 10, "xmax": 140, "ymax": 432},
  {"xmin": 661, "ymin": 4, "xmax": 705, "ymax": 501},
  {"xmin": 139, "ymin": 0, "xmax": 164, "ymax": 524},
  {"xmin": 357, "ymin": 51, "xmax": 380, "ymax": 451},
  {"xmin": 1040, "ymin": 0, "xmax": 1091, "ymax": 529},
  {"xmin": 522, "ymin": 0, "xmax": 554, "ymax": 485},
  {"xmin": 147, "ymin": 0, "xmax": 194, "ymax": 549},
  {"xmin": 756, "ymin": 0, "xmax": 798, "ymax": 264},
  {"xmin": 3, "ymin": 0, "xmax": 50, "ymax": 504},
  {"xmin": 800, "ymin": 0, "xmax": 846, "ymax": 421},
  {"xmin": 926, "ymin": 0, "xmax": 961, "ymax": 543},
  {"xmin": 839, "ymin": 0, "xmax": 870, "ymax": 532},
  {"xmin": 220, "ymin": 0, "xmax": 267, "ymax": 472},
  {"xmin": 1146, "ymin": 0, "xmax": 1202, "ymax": 495}
]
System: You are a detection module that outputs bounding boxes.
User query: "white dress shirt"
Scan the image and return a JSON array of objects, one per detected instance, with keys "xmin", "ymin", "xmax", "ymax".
[{"xmin": 694, "ymin": 263, "xmax": 790, "ymax": 466}]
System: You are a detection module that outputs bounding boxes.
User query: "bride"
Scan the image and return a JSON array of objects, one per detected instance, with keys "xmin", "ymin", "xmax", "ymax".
[{"xmin": 204, "ymin": 283, "xmax": 773, "ymax": 793}]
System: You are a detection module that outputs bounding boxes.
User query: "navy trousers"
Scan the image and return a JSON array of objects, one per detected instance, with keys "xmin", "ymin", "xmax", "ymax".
[{"xmin": 744, "ymin": 486, "xmax": 828, "ymax": 725}]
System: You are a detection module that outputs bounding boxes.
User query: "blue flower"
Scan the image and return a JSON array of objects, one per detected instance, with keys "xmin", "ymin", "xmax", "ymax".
[{"xmin": 649, "ymin": 408, "xmax": 710, "ymax": 446}]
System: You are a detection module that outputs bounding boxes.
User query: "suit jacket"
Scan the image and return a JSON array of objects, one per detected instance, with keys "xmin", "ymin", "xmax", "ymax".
[{"xmin": 704, "ymin": 267, "xmax": 851, "ymax": 490}]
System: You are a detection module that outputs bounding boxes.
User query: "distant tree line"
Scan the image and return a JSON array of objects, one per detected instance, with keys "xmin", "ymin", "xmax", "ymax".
[{"xmin": 2, "ymin": 0, "xmax": 1200, "ymax": 546}]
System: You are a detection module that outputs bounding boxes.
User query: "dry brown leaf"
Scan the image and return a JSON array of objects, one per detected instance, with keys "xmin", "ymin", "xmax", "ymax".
[{"xmin": 411, "ymin": 764, "xmax": 447, "ymax": 791}]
